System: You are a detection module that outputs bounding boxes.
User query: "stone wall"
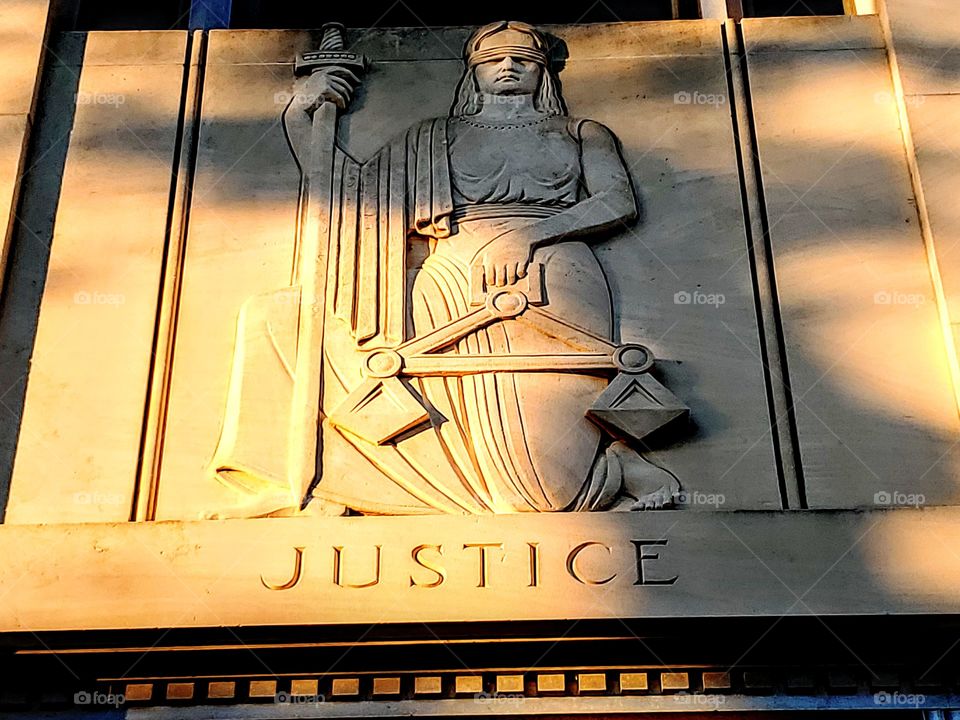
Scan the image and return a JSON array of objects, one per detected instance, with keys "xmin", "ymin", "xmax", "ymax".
[{"xmin": 2, "ymin": 12, "xmax": 956, "ymax": 522}]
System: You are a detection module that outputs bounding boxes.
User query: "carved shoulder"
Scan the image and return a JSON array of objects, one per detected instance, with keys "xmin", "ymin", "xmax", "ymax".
[
  {"xmin": 567, "ymin": 117, "xmax": 621, "ymax": 147},
  {"xmin": 568, "ymin": 118, "xmax": 637, "ymax": 220}
]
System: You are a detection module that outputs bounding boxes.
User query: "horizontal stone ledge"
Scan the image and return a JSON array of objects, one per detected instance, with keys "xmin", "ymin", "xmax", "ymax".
[
  {"xmin": 203, "ymin": 21, "xmax": 724, "ymax": 65},
  {"xmin": 123, "ymin": 693, "xmax": 960, "ymax": 718},
  {"xmin": 0, "ymin": 507, "xmax": 957, "ymax": 632},
  {"xmin": 742, "ymin": 15, "xmax": 885, "ymax": 53}
]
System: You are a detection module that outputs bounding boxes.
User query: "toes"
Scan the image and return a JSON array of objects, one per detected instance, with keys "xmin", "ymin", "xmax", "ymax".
[{"xmin": 627, "ymin": 487, "xmax": 677, "ymax": 511}]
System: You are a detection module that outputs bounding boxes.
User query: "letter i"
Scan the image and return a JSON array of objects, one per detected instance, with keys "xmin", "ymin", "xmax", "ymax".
[{"xmin": 528, "ymin": 542, "xmax": 540, "ymax": 587}]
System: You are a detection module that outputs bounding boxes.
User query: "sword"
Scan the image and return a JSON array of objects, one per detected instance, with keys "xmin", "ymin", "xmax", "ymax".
[{"xmin": 288, "ymin": 23, "xmax": 365, "ymax": 508}]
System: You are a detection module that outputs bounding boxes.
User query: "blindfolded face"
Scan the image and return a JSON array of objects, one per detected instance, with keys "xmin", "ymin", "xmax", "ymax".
[{"xmin": 474, "ymin": 56, "xmax": 542, "ymax": 96}]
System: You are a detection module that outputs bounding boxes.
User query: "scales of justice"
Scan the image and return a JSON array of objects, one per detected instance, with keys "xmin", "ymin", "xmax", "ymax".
[{"xmin": 208, "ymin": 21, "xmax": 691, "ymax": 517}]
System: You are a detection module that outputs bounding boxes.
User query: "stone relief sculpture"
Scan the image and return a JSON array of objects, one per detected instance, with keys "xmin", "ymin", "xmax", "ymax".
[{"xmin": 208, "ymin": 21, "xmax": 690, "ymax": 517}]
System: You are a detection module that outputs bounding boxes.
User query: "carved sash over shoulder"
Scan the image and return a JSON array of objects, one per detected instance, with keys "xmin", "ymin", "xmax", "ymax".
[{"xmin": 331, "ymin": 118, "xmax": 454, "ymax": 348}]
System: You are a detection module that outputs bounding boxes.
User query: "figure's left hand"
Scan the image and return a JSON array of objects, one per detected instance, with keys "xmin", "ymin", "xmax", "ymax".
[{"xmin": 475, "ymin": 234, "xmax": 535, "ymax": 288}]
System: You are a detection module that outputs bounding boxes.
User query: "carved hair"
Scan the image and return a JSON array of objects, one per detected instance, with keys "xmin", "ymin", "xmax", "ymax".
[{"xmin": 451, "ymin": 21, "xmax": 565, "ymax": 118}]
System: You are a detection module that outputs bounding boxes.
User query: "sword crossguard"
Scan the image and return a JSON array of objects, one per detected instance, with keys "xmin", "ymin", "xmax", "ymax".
[{"xmin": 295, "ymin": 22, "xmax": 367, "ymax": 76}]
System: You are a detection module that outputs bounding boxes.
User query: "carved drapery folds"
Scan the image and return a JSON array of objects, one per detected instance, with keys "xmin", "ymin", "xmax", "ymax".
[{"xmin": 209, "ymin": 21, "xmax": 690, "ymax": 517}]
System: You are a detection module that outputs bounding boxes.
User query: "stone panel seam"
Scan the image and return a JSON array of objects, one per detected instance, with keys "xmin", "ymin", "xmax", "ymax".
[
  {"xmin": 722, "ymin": 20, "xmax": 807, "ymax": 509},
  {"xmin": 875, "ymin": 0, "xmax": 960, "ymax": 422},
  {"xmin": 132, "ymin": 30, "xmax": 209, "ymax": 522}
]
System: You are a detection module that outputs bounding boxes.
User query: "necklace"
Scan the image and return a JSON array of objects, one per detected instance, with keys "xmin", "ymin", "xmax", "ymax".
[{"xmin": 454, "ymin": 114, "xmax": 553, "ymax": 130}]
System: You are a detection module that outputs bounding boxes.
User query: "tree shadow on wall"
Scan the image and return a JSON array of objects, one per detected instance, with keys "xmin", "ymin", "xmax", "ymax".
[{"xmin": 2, "ymin": 28, "xmax": 960, "ymax": 658}]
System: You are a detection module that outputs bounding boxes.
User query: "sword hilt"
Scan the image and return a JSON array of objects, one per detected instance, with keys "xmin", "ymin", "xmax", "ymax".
[{"xmin": 319, "ymin": 23, "xmax": 345, "ymax": 50}]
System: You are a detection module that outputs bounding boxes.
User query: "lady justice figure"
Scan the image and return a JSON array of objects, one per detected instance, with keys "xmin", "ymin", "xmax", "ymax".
[{"xmin": 214, "ymin": 21, "xmax": 683, "ymax": 515}]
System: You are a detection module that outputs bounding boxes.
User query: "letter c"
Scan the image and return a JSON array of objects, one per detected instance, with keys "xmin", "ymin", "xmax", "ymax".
[{"xmin": 566, "ymin": 542, "xmax": 616, "ymax": 585}]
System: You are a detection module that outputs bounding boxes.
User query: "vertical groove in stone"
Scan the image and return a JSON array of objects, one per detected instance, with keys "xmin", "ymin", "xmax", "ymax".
[
  {"xmin": 722, "ymin": 19, "xmax": 806, "ymax": 509},
  {"xmin": 133, "ymin": 30, "xmax": 208, "ymax": 521}
]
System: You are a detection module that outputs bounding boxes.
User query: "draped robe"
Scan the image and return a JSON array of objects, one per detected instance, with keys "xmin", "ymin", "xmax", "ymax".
[{"xmin": 212, "ymin": 116, "xmax": 627, "ymax": 514}]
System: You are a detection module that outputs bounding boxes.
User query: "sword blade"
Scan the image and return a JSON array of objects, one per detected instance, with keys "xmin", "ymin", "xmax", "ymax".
[{"xmin": 288, "ymin": 101, "xmax": 338, "ymax": 505}]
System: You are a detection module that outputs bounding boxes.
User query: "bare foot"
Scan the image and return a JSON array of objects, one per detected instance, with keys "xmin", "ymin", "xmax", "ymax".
[{"xmin": 606, "ymin": 440, "xmax": 680, "ymax": 511}]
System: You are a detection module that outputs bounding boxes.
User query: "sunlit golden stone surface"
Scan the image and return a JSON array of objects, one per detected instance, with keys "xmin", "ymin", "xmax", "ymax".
[
  {"xmin": 0, "ymin": 114, "xmax": 29, "ymax": 290},
  {"xmin": 156, "ymin": 21, "xmax": 782, "ymax": 521},
  {"xmin": 745, "ymin": 15, "xmax": 960, "ymax": 508},
  {"xmin": 0, "ymin": 0, "xmax": 49, "ymax": 115},
  {"xmin": 0, "ymin": 510, "xmax": 959, "ymax": 631},
  {"xmin": 0, "ymin": 0, "xmax": 48, "ymax": 298},
  {"xmin": 907, "ymin": 97, "xmax": 960, "ymax": 400},
  {"xmin": 883, "ymin": 0, "xmax": 960, "ymax": 96},
  {"xmin": 0, "ymin": 16, "xmax": 957, "ymax": 639},
  {"xmin": 4, "ymin": 32, "xmax": 188, "ymax": 524},
  {"xmin": 0, "ymin": 9, "xmax": 959, "ymax": 634}
]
